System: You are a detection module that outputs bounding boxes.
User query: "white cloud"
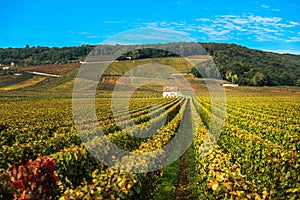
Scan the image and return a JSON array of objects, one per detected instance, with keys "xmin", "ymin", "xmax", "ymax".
[
  {"xmin": 276, "ymin": 23, "xmax": 298, "ymax": 28},
  {"xmin": 261, "ymin": 5, "xmax": 269, "ymax": 9},
  {"xmin": 78, "ymin": 32, "xmax": 91, "ymax": 35},
  {"xmin": 196, "ymin": 18, "xmax": 210, "ymax": 22},
  {"xmin": 248, "ymin": 15, "xmax": 282, "ymax": 25},
  {"xmin": 240, "ymin": 29, "xmax": 248, "ymax": 32},
  {"xmin": 87, "ymin": 35, "xmax": 100, "ymax": 39},
  {"xmin": 272, "ymin": 8, "xmax": 280, "ymax": 12},
  {"xmin": 141, "ymin": 22, "xmax": 159, "ymax": 27},
  {"xmin": 286, "ymin": 37, "xmax": 300, "ymax": 42},
  {"xmin": 105, "ymin": 28, "xmax": 192, "ymax": 45},
  {"xmin": 264, "ymin": 29, "xmax": 279, "ymax": 33},
  {"xmin": 196, "ymin": 24, "xmax": 232, "ymax": 40},
  {"xmin": 156, "ymin": 28, "xmax": 190, "ymax": 35},
  {"xmin": 274, "ymin": 32, "xmax": 283, "ymax": 36},
  {"xmin": 197, "ymin": 15, "xmax": 285, "ymax": 42},
  {"xmin": 159, "ymin": 21, "xmax": 170, "ymax": 27},
  {"xmin": 232, "ymin": 18, "xmax": 249, "ymax": 25},
  {"xmin": 199, "ymin": 26, "xmax": 214, "ymax": 32},
  {"xmin": 290, "ymin": 21, "xmax": 299, "ymax": 26},
  {"xmin": 182, "ymin": 27, "xmax": 195, "ymax": 31},
  {"xmin": 170, "ymin": 22, "xmax": 186, "ymax": 26},
  {"xmin": 261, "ymin": 4, "xmax": 280, "ymax": 12},
  {"xmin": 224, "ymin": 23, "xmax": 242, "ymax": 31},
  {"xmin": 131, "ymin": 13, "xmax": 299, "ymax": 44},
  {"xmin": 192, "ymin": 14, "xmax": 298, "ymax": 42},
  {"xmin": 217, "ymin": 30, "xmax": 231, "ymax": 35}
]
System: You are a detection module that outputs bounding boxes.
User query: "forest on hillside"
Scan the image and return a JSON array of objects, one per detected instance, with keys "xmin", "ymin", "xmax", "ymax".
[{"xmin": 0, "ymin": 42, "xmax": 299, "ymax": 86}]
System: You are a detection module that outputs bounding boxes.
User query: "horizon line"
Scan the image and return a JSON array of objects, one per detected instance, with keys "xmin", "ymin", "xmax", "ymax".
[{"xmin": 0, "ymin": 41, "xmax": 299, "ymax": 56}]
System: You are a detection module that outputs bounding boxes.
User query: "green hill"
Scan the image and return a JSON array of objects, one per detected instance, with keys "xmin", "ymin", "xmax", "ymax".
[{"xmin": 201, "ymin": 43, "xmax": 300, "ymax": 86}]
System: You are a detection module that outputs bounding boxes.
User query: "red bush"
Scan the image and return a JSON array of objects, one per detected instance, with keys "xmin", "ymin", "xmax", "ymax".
[{"xmin": 7, "ymin": 156, "xmax": 58, "ymax": 199}]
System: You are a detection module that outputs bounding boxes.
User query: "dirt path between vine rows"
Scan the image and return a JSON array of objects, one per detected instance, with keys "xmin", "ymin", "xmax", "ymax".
[
  {"xmin": 173, "ymin": 99, "xmax": 194, "ymax": 199},
  {"xmin": 173, "ymin": 151, "xmax": 190, "ymax": 200},
  {"xmin": 173, "ymin": 99, "xmax": 193, "ymax": 199}
]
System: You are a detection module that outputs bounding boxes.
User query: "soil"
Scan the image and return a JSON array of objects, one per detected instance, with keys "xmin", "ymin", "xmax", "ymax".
[{"xmin": 173, "ymin": 152, "xmax": 190, "ymax": 200}]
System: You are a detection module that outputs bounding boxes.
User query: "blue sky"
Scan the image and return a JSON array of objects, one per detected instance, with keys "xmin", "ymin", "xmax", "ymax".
[{"xmin": 1, "ymin": 0, "xmax": 300, "ymax": 54}]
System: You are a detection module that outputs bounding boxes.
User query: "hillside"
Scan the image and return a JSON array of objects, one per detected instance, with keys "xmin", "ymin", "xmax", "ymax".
[
  {"xmin": 201, "ymin": 43, "xmax": 300, "ymax": 86},
  {"xmin": 0, "ymin": 42, "xmax": 299, "ymax": 87}
]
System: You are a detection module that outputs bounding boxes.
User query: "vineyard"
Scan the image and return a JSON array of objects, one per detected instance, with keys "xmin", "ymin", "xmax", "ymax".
[{"xmin": 0, "ymin": 91, "xmax": 299, "ymax": 199}]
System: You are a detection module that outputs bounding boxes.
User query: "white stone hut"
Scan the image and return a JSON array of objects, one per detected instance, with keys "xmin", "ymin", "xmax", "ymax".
[{"xmin": 163, "ymin": 86, "xmax": 179, "ymax": 98}]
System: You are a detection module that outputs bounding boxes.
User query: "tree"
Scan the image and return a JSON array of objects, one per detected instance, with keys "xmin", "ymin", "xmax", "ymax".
[
  {"xmin": 225, "ymin": 70, "xmax": 239, "ymax": 84},
  {"xmin": 190, "ymin": 67, "xmax": 202, "ymax": 78},
  {"xmin": 252, "ymin": 72, "xmax": 267, "ymax": 86},
  {"xmin": 278, "ymin": 72, "xmax": 294, "ymax": 85},
  {"xmin": 296, "ymin": 79, "xmax": 300, "ymax": 87},
  {"xmin": 231, "ymin": 74, "xmax": 238, "ymax": 84}
]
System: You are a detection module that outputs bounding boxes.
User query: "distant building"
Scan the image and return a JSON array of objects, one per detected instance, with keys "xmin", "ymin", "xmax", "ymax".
[
  {"xmin": 10, "ymin": 62, "xmax": 15, "ymax": 66},
  {"xmin": 2, "ymin": 66, "xmax": 10, "ymax": 70},
  {"xmin": 222, "ymin": 83, "xmax": 239, "ymax": 87},
  {"xmin": 163, "ymin": 86, "xmax": 179, "ymax": 98}
]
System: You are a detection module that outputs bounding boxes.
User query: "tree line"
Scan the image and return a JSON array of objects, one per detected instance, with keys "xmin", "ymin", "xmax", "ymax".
[
  {"xmin": 0, "ymin": 42, "xmax": 299, "ymax": 86},
  {"xmin": 200, "ymin": 43, "xmax": 300, "ymax": 86}
]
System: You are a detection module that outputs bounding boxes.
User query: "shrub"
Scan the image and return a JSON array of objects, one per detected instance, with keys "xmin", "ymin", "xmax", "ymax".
[{"xmin": 7, "ymin": 156, "xmax": 58, "ymax": 199}]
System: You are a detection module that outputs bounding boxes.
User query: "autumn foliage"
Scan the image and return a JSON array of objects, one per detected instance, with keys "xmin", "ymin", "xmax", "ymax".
[{"xmin": 7, "ymin": 156, "xmax": 57, "ymax": 199}]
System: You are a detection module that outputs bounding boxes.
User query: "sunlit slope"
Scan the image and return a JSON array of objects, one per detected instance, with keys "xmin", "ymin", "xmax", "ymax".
[
  {"xmin": 0, "ymin": 64, "xmax": 79, "ymax": 92},
  {"xmin": 0, "ymin": 57, "xmax": 210, "ymax": 93}
]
